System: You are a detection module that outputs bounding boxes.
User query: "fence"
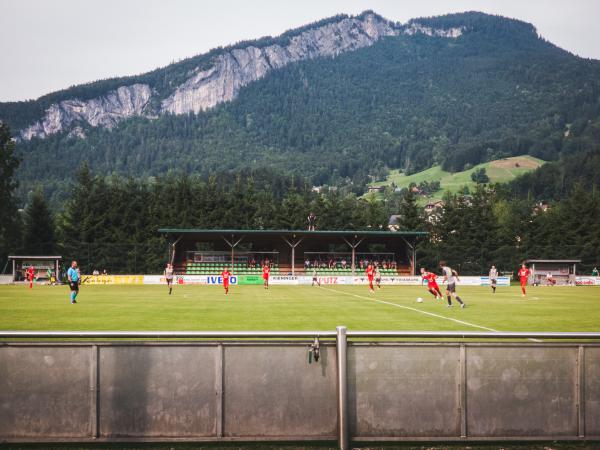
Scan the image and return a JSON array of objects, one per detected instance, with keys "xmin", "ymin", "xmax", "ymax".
[{"xmin": 1, "ymin": 329, "xmax": 599, "ymax": 448}]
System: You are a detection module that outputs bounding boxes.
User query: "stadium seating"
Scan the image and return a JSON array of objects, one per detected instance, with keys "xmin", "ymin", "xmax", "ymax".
[
  {"xmin": 182, "ymin": 262, "xmax": 280, "ymax": 275},
  {"xmin": 307, "ymin": 267, "xmax": 398, "ymax": 276}
]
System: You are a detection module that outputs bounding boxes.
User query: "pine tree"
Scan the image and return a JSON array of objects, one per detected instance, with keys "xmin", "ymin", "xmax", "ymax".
[
  {"xmin": 397, "ymin": 188, "xmax": 423, "ymax": 230},
  {"xmin": 0, "ymin": 123, "xmax": 21, "ymax": 265},
  {"xmin": 23, "ymin": 188, "xmax": 55, "ymax": 254}
]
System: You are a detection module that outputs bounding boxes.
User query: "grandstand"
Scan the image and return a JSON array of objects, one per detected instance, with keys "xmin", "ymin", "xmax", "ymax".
[{"xmin": 158, "ymin": 229, "xmax": 427, "ymax": 276}]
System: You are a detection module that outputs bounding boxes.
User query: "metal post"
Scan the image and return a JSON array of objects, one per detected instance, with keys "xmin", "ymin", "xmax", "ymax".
[
  {"xmin": 336, "ymin": 326, "xmax": 349, "ymax": 450},
  {"xmin": 89, "ymin": 345, "xmax": 99, "ymax": 438},
  {"xmin": 216, "ymin": 344, "xmax": 224, "ymax": 438},
  {"xmin": 12, "ymin": 259, "xmax": 16, "ymax": 282},
  {"xmin": 459, "ymin": 344, "xmax": 467, "ymax": 438},
  {"xmin": 231, "ymin": 235, "xmax": 235, "ymax": 275},
  {"xmin": 351, "ymin": 246, "xmax": 355, "ymax": 277},
  {"xmin": 578, "ymin": 345, "xmax": 585, "ymax": 438},
  {"xmin": 291, "ymin": 245, "xmax": 295, "ymax": 276}
]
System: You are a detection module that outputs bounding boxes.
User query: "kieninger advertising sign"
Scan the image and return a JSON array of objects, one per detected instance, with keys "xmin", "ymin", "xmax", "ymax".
[{"xmin": 269, "ymin": 276, "xmax": 299, "ymax": 285}]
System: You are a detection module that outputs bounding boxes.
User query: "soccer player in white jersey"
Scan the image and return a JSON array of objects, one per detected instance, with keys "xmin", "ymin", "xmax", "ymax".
[
  {"xmin": 439, "ymin": 261, "xmax": 466, "ymax": 308},
  {"xmin": 489, "ymin": 265, "xmax": 498, "ymax": 293}
]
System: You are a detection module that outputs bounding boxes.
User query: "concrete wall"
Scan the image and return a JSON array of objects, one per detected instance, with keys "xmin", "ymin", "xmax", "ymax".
[{"xmin": 0, "ymin": 341, "xmax": 599, "ymax": 443}]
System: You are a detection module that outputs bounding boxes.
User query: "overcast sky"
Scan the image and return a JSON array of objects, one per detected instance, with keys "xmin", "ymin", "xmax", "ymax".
[{"xmin": 1, "ymin": 0, "xmax": 598, "ymax": 102}]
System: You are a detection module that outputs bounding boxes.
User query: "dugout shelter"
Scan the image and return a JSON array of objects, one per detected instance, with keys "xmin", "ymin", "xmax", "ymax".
[
  {"xmin": 158, "ymin": 229, "xmax": 427, "ymax": 277},
  {"xmin": 524, "ymin": 259, "xmax": 580, "ymax": 286},
  {"xmin": 7, "ymin": 255, "xmax": 62, "ymax": 283}
]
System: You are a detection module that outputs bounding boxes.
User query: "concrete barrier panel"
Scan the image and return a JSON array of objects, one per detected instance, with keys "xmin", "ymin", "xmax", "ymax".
[
  {"xmin": 223, "ymin": 345, "xmax": 337, "ymax": 438},
  {"xmin": 98, "ymin": 345, "xmax": 218, "ymax": 437},
  {"xmin": 349, "ymin": 345, "xmax": 461, "ymax": 437},
  {"xmin": 0, "ymin": 346, "xmax": 91, "ymax": 438},
  {"xmin": 585, "ymin": 346, "xmax": 600, "ymax": 436},
  {"xmin": 466, "ymin": 346, "xmax": 577, "ymax": 437}
]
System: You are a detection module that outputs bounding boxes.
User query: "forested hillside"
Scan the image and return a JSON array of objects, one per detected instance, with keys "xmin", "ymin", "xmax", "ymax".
[{"xmin": 3, "ymin": 11, "xmax": 600, "ymax": 204}]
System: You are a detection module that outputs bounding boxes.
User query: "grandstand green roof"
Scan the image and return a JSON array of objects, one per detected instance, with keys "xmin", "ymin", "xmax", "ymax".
[{"xmin": 158, "ymin": 228, "xmax": 427, "ymax": 237}]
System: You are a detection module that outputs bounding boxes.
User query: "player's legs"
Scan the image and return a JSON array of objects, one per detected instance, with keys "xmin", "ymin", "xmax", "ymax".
[
  {"xmin": 167, "ymin": 279, "xmax": 172, "ymax": 295},
  {"xmin": 223, "ymin": 280, "xmax": 229, "ymax": 294},
  {"xmin": 521, "ymin": 280, "xmax": 526, "ymax": 296},
  {"xmin": 69, "ymin": 282, "xmax": 78, "ymax": 304},
  {"xmin": 491, "ymin": 280, "xmax": 496, "ymax": 293},
  {"xmin": 452, "ymin": 291, "xmax": 465, "ymax": 307},
  {"xmin": 368, "ymin": 278, "xmax": 374, "ymax": 292},
  {"xmin": 427, "ymin": 287, "xmax": 437, "ymax": 298}
]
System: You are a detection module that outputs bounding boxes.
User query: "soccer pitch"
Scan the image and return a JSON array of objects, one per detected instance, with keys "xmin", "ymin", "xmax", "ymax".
[{"xmin": 0, "ymin": 284, "xmax": 599, "ymax": 332}]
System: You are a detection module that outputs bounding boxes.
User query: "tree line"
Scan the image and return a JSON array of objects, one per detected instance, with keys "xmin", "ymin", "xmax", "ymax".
[{"xmin": 2, "ymin": 121, "xmax": 599, "ymax": 276}]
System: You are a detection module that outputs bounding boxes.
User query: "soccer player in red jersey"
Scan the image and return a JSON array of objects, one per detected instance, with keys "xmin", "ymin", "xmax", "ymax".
[
  {"xmin": 221, "ymin": 266, "xmax": 231, "ymax": 295},
  {"xmin": 27, "ymin": 265, "xmax": 35, "ymax": 289},
  {"xmin": 518, "ymin": 263, "xmax": 531, "ymax": 297},
  {"xmin": 365, "ymin": 263, "xmax": 375, "ymax": 293},
  {"xmin": 262, "ymin": 262, "xmax": 270, "ymax": 289},
  {"xmin": 420, "ymin": 267, "xmax": 442, "ymax": 299}
]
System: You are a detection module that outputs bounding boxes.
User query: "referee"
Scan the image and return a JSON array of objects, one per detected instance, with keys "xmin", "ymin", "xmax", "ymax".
[{"xmin": 67, "ymin": 260, "xmax": 80, "ymax": 304}]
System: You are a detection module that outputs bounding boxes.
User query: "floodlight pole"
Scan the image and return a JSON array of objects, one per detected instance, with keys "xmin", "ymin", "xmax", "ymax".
[
  {"xmin": 281, "ymin": 235, "xmax": 304, "ymax": 276},
  {"xmin": 342, "ymin": 236, "xmax": 364, "ymax": 277}
]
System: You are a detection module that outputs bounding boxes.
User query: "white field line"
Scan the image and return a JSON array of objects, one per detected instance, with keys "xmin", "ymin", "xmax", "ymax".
[{"xmin": 319, "ymin": 286, "xmax": 543, "ymax": 342}]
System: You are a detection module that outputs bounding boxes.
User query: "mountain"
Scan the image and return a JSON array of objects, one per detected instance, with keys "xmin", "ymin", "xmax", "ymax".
[{"xmin": 2, "ymin": 11, "xmax": 600, "ymax": 204}]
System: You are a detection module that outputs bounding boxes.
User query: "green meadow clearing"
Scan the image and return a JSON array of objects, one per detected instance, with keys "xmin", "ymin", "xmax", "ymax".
[{"xmin": 369, "ymin": 155, "xmax": 545, "ymax": 203}]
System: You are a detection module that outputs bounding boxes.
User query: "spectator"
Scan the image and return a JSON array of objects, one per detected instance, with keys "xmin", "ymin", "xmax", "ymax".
[
  {"xmin": 307, "ymin": 212, "xmax": 317, "ymax": 231},
  {"xmin": 305, "ymin": 258, "xmax": 311, "ymax": 269},
  {"xmin": 593, "ymin": 267, "xmax": 599, "ymax": 277}
]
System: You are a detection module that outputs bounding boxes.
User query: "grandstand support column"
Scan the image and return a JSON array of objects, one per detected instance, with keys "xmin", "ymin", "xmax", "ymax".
[
  {"xmin": 168, "ymin": 235, "xmax": 183, "ymax": 266},
  {"xmin": 342, "ymin": 236, "xmax": 364, "ymax": 277},
  {"xmin": 281, "ymin": 236, "xmax": 304, "ymax": 276},
  {"xmin": 400, "ymin": 236, "xmax": 416, "ymax": 276},
  {"xmin": 221, "ymin": 234, "xmax": 244, "ymax": 275}
]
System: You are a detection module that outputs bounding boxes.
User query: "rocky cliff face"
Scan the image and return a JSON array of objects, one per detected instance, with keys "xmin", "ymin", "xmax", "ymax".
[
  {"xmin": 161, "ymin": 14, "xmax": 398, "ymax": 114},
  {"xmin": 20, "ymin": 84, "xmax": 152, "ymax": 140},
  {"xmin": 404, "ymin": 23, "xmax": 465, "ymax": 38},
  {"xmin": 19, "ymin": 12, "xmax": 466, "ymax": 140}
]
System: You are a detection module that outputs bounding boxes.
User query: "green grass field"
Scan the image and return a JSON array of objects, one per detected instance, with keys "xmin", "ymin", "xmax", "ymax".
[
  {"xmin": 369, "ymin": 155, "xmax": 545, "ymax": 203},
  {"xmin": 0, "ymin": 283, "xmax": 598, "ymax": 333}
]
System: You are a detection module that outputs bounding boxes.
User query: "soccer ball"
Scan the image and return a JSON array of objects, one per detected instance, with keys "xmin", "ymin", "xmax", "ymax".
[{"xmin": 416, "ymin": 297, "xmax": 423, "ymax": 303}]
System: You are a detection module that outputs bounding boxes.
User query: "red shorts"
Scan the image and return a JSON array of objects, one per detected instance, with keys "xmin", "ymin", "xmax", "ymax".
[
  {"xmin": 223, "ymin": 280, "xmax": 229, "ymax": 287},
  {"xmin": 368, "ymin": 276, "xmax": 374, "ymax": 282},
  {"xmin": 428, "ymin": 282, "xmax": 439, "ymax": 290},
  {"xmin": 520, "ymin": 278, "xmax": 528, "ymax": 286},
  {"xmin": 263, "ymin": 275, "xmax": 269, "ymax": 281}
]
